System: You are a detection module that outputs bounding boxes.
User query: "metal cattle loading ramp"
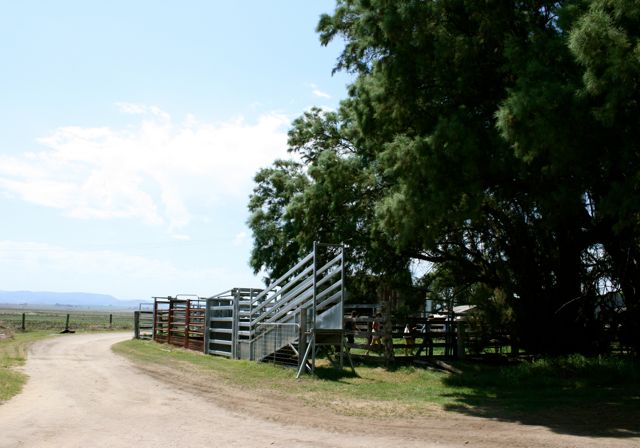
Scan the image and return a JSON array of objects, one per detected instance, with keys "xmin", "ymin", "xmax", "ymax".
[
  {"xmin": 143, "ymin": 243, "xmax": 352, "ymax": 375},
  {"xmin": 202, "ymin": 243, "xmax": 352, "ymax": 376}
]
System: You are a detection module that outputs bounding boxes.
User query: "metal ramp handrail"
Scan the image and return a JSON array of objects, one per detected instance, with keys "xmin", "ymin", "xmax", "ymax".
[
  {"xmin": 260, "ymin": 272, "xmax": 342, "ymax": 326},
  {"xmin": 202, "ymin": 243, "xmax": 345, "ymax": 370},
  {"xmin": 249, "ymin": 245, "xmax": 344, "ymax": 364},
  {"xmin": 250, "ymin": 277, "xmax": 312, "ymax": 326},
  {"xmin": 248, "ymin": 273, "xmax": 312, "ymax": 323},
  {"xmin": 248, "ymin": 262, "xmax": 314, "ymax": 325},
  {"xmin": 248, "ymin": 252, "xmax": 314, "ymax": 315},
  {"xmin": 251, "ymin": 253, "xmax": 342, "ymax": 325}
]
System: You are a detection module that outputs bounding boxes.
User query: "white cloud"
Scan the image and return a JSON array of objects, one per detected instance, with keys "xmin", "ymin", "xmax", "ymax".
[
  {"xmin": 114, "ymin": 102, "xmax": 172, "ymax": 122},
  {"xmin": 115, "ymin": 102, "xmax": 148, "ymax": 115},
  {"xmin": 0, "ymin": 240, "xmax": 235, "ymax": 299},
  {"xmin": 310, "ymin": 83, "xmax": 331, "ymax": 99},
  {"xmin": 0, "ymin": 106, "xmax": 290, "ymax": 234}
]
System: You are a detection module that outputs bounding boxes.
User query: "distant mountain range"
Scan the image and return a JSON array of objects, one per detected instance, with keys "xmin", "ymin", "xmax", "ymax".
[{"xmin": 0, "ymin": 290, "xmax": 148, "ymax": 309}]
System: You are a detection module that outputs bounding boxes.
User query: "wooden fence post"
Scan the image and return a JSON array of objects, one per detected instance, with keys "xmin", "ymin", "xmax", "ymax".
[
  {"xmin": 21, "ymin": 313, "xmax": 26, "ymax": 331},
  {"xmin": 134, "ymin": 311, "xmax": 140, "ymax": 339},
  {"xmin": 456, "ymin": 321, "xmax": 466, "ymax": 359}
]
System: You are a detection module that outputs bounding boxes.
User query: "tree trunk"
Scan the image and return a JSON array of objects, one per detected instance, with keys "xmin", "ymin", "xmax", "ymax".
[{"xmin": 378, "ymin": 285, "xmax": 396, "ymax": 368}]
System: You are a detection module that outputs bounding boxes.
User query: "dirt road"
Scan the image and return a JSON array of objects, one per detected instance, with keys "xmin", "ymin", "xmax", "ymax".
[
  {"xmin": 0, "ymin": 333, "xmax": 636, "ymax": 448},
  {"xmin": 0, "ymin": 333, "xmax": 443, "ymax": 448}
]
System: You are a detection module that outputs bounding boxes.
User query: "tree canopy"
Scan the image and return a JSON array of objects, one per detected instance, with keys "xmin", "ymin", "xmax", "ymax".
[{"xmin": 248, "ymin": 0, "xmax": 640, "ymax": 355}]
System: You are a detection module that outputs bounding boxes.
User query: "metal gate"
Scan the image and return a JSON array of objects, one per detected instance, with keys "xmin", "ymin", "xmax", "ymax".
[
  {"xmin": 153, "ymin": 295, "xmax": 206, "ymax": 351},
  {"xmin": 204, "ymin": 288, "xmax": 262, "ymax": 358}
]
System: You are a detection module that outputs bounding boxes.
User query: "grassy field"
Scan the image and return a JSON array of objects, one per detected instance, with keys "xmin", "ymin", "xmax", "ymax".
[
  {"xmin": 0, "ymin": 308, "xmax": 134, "ymax": 331},
  {"xmin": 0, "ymin": 331, "xmax": 53, "ymax": 402},
  {"xmin": 114, "ymin": 339, "xmax": 640, "ymax": 434}
]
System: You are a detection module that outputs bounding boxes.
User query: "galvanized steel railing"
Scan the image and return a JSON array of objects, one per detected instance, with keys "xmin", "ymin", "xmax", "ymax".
[
  {"xmin": 204, "ymin": 288, "xmax": 261, "ymax": 358},
  {"xmin": 203, "ymin": 243, "xmax": 345, "ymax": 367},
  {"xmin": 249, "ymin": 244, "xmax": 344, "ymax": 330}
]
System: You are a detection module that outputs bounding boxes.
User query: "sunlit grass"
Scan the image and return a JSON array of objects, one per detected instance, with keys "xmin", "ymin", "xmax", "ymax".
[
  {"xmin": 114, "ymin": 338, "xmax": 640, "ymax": 423},
  {"xmin": 114, "ymin": 339, "xmax": 475, "ymax": 416},
  {"xmin": 0, "ymin": 331, "xmax": 53, "ymax": 402}
]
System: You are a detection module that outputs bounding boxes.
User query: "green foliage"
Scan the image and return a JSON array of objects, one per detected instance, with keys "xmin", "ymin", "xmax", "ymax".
[
  {"xmin": 248, "ymin": 106, "xmax": 412, "ymax": 297},
  {"xmin": 247, "ymin": 159, "xmax": 309, "ymax": 283},
  {"xmin": 248, "ymin": 0, "xmax": 640, "ymax": 354},
  {"xmin": 567, "ymin": 0, "xmax": 640, "ymax": 352}
]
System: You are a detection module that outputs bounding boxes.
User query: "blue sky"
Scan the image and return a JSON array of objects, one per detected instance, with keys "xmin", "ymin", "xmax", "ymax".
[{"xmin": 0, "ymin": 1, "xmax": 351, "ymax": 301}]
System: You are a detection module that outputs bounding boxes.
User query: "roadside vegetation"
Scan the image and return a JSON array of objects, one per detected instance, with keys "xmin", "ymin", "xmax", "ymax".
[
  {"xmin": 114, "ymin": 339, "xmax": 640, "ymax": 433},
  {"xmin": 0, "ymin": 330, "xmax": 52, "ymax": 402}
]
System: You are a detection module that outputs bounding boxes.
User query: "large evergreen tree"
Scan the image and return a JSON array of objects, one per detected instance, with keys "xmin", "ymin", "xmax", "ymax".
[{"xmin": 248, "ymin": 0, "xmax": 640, "ymax": 354}]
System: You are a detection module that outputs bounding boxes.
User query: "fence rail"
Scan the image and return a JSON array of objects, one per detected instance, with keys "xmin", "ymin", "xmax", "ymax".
[
  {"xmin": 343, "ymin": 315, "xmax": 515, "ymax": 358},
  {"xmin": 0, "ymin": 309, "xmax": 134, "ymax": 331},
  {"xmin": 343, "ymin": 316, "xmax": 453, "ymax": 357}
]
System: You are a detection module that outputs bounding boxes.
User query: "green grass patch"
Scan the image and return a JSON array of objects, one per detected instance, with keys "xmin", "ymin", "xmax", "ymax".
[
  {"xmin": 114, "ymin": 339, "xmax": 640, "ymax": 433},
  {"xmin": 444, "ymin": 355, "xmax": 640, "ymax": 414},
  {"xmin": 440, "ymin": 355, "xmax": 640, "ymax": 437},
  {"xmin": 0, "ymin": 331, "xmax": 52, "ymax": 402},
  {"xmin": 114, "ymin": 339, "xmax": 454, "ymax": 416}
]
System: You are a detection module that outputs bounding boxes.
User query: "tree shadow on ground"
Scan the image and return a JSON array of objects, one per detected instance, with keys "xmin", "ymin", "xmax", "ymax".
[
  {"xmin": 313, "ymin": 365, "xmax": 360, "ymax": 382},
  {"xmin": 440, "ymin": 357, "xmax": 640, "ymax": 438}
]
